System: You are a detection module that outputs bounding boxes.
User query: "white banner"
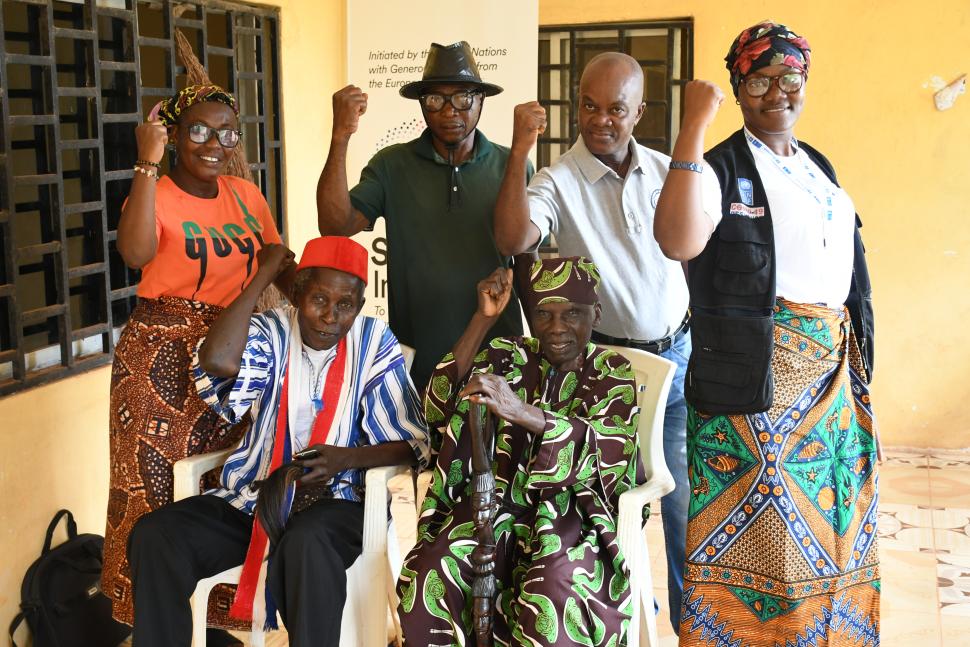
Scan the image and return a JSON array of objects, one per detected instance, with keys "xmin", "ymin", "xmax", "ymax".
[{"xmin": 345, "ymin": 0, "xmax": 538, "ymax": 321}]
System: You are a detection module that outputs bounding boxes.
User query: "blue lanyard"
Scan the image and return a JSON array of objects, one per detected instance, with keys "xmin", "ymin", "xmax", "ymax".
[{"xmin": 744, "ymin": 130, "xmax": 836, "ymax": 245}]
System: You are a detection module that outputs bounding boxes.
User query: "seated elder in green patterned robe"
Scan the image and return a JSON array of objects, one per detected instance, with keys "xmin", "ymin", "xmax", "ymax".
[{"xmin": 398, "ymin": 257, "xmax": 644, "ymax": 647}]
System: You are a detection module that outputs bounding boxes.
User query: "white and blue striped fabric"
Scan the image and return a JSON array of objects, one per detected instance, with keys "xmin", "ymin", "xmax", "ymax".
[{"xmin": 192, "ymin": 307, "xmax": 430, "ymax": 514}]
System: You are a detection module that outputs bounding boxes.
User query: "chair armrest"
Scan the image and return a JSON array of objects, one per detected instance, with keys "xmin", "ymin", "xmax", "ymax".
[
  {"xmin": 616, "ymin": 474, "xmax": 676, "ymax": 552},
  {"xmin": 173, "ymin": 448, "xmax": 236, "ymax": 502},
  {"xmin": 617, "ymin": 474, "xmax": 676, "ymax": 516},
  {"xmin": 363, "ymin": 464, "xmax": 411, "ymax": 553}
]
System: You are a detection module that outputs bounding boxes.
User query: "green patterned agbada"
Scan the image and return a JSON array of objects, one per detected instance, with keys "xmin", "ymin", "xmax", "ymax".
[{"xmin": 398, "ymin": 336, "xmax": 644, "ymax": 646}]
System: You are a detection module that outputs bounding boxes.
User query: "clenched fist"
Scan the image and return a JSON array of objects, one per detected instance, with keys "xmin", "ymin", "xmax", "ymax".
[
  {"xmin": 135, "ymin": 119, "xmax": 168, "ymax": 164},
  {"xmin": 332, "ymin": 85, "xmax": 368, "ymax": 140},
  {"xmin": 682, "ymin": 80, "xmax": 725, "ymax": 131},
  {"xmin": 510, "ymin": 101, "xmax": 547, "ymax": 153},
  {"xmin": 476, "ymin": 267, "xmax": 513, "ymax": 319}
]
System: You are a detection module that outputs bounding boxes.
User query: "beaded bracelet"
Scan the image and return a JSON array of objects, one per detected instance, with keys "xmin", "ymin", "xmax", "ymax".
[
  {"xmin": 135, "ymin": 159, "xmax": 161, "ymax": 169},
  {"xmin": 669, "ymin": 160, "xmax": 704, "ymax": 173},
  {"xmin": 133, "ymin": 164, "xmax": 159, "ymax": 179}
]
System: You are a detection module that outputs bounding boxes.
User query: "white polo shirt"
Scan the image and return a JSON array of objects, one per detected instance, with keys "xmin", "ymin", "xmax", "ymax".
[{"xmin": 528, "ymin": 137, "xmax": 717, "ymax": 341}]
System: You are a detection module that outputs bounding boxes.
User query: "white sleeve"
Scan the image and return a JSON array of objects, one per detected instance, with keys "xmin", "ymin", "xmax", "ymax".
[{"xmin": 702, "ymin": 161, "xmax": 723, "ymax": 228}]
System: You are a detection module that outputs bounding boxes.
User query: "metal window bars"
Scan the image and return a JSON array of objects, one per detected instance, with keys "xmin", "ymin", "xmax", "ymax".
[
  {"xmin": 0, "ymin": 0, "xmax": 284, "ymax": 396},
  {"xmin": 537, "ymin": 20, "xmax": 694, "ymax": 169}
]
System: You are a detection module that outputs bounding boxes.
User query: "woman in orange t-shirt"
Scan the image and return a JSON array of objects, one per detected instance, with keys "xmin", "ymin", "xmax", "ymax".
[{"xmin": 102, "ymin": 85, "xmax": 287, "ymax": 637}]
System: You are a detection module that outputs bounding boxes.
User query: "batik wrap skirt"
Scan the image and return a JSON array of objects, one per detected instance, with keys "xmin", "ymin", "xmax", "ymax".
[
  {"xmin": 102, "ymin": 296, "xmax": 249, "ymax": 628},
  {"xmin": 680, "ymin": 299, "xmax": 879, "ymax": 647}
]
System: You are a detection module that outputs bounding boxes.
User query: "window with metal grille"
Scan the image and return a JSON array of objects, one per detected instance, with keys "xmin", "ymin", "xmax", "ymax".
[
  {"xmin": 538, "ymin": 19, "xmax": 693, "ymax": 169},
  {"xmin": 0, "ymin": 0, "xmax": 284, "ymax": 396}
]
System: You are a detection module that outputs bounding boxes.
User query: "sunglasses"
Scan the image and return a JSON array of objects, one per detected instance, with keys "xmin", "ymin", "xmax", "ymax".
[
  {"xmin": 742, "ymin": 71, "xmax": 805, "ymax": 98},
  {"xmin": 419, "ymin": 90, "xmax": 482, "ymax": 113},
  {"xmin": 186, "ymin": 122, "xmax": 242, "ymax": 148}
]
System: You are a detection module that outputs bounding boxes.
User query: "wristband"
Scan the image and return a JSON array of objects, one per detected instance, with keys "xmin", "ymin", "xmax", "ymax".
[
  {"xmin": 133, "ymin": 164, "xmax": 159, "ymax": 179},
  {"xmin": 135, "ymin": 159, "xmax": 161, "ymax": 168},
  {"xmin": 669, "ymin": 160, "xmax": 704, "ymax": 173}
]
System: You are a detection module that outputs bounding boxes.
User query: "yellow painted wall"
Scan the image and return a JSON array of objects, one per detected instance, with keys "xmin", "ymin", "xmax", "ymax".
[
  {"xmin": 2, "ymin": 0, "xmax": 968, "ymax": 638},
  {"xmin": 0, "ymin": 0, "xmax": 345, "ymax": 638},
  {"xmin": 542, "ymin": 0, "xmax": 970, "ymax": 450}
]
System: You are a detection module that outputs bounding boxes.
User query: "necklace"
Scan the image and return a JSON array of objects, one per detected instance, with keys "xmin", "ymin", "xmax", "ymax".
[
  {"xmin": 303, "ymin": 346, "xmax": 334, "ymax": 412},
  {"xmin": 744, "ymin": 129, "xmax": 836, "ymax": 247}
]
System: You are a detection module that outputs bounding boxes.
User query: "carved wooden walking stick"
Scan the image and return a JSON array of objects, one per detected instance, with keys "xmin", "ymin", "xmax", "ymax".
[{"xmin": 469, "ymin": 402, "xmax": 498, "ymax": 647}]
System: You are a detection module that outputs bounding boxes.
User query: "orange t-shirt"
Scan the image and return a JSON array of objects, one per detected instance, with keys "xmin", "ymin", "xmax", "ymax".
[{"xmin": 136, "ymin": 175, "xmax": 283, "ymax": 307}]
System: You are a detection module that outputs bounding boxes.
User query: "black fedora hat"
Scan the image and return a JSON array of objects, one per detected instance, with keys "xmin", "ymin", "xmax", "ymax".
[{"xmin": 399, "ymin": 41, "xmax": 503, "ymax": 100}]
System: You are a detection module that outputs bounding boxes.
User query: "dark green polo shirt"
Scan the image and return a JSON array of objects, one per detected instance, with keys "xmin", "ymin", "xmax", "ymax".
[{"xmin": 349, "ymin": 128, "xmax": 532, "ymax": 389}]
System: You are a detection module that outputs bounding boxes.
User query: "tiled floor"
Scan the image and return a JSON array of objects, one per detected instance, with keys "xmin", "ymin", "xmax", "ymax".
[{"xmin": 249, "ymin": 447, "xmax": 970, "ymax": 646}]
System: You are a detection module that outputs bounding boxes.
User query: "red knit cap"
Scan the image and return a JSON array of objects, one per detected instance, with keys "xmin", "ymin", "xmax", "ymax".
[{"xmin": 296, "ymin": 237, "xmax": 368, "ymax": 284}]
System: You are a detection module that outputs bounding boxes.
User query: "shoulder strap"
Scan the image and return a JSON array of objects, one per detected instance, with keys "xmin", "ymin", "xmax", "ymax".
[
  {"xmin": 9, "ymin": 611, "xmax": 25, "ymax": 647},
  {"xmin": 43, "ymin": 509, "xmax": 77, "ymax": 555}
]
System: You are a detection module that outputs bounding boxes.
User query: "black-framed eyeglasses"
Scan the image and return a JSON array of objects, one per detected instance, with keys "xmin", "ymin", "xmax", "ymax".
[
  {"xmin": 742, "ymin": 71, "xmax": 805, "ymax": 98},
  {"xmin": 418, "ymin": 90, "xmax": 482, "ymax": 112},
  {"xmin": 186, "ymin": 122, "xmax": 242, "ymax": 148}
]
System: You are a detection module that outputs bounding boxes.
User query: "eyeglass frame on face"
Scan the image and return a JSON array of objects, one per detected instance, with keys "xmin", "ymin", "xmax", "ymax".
[
  {"xmin": 418, "ymin": 90, "xmax": 483, "ymax": 113},
  {"xmin": 742, "ymin": 70, "xmax": 806, "ymax": 98},
  {"xmin": 185, "ymin": 122, "xmax": 243, "ymax": 148}
]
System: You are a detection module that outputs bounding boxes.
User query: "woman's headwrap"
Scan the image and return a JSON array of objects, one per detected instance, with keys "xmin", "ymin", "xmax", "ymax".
[
  {"xmin": 529, "ymin": 256, "xmax": 600, "ymax": 306},
  {"xmin": 154, "ymin": 83, "xmax": 238, "ymax": 126},
  {"xmin": 725, "ymin": 22, "xmax": 811, "ymax": 96}
]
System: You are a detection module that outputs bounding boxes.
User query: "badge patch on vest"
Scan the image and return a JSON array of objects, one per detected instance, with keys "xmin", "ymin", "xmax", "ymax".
[
  {"xmin": 737, "ymin": 178, "xmax": 754, "ymax": 205},
  {"xmin": 729, "ymin": 203, "xmax": 765, "ymax": 218}
]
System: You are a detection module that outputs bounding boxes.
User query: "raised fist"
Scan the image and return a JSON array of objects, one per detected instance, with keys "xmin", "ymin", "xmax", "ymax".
[
  {"xmin": 511, "ymin": 101, "xmax": 547, "ymax": 152},
  {"xmin": 332, "ymin": 85, "xmax": 368, "ymax": 139},
  {"xmin": 475, "ymin": 267, "xmax": 513, "ymax": 319},
  {"xmin": 134, "ymin": 119, "xmax": 168, "ymax": 164},
  {"xmin": 682, "ymin": 80, "xmax": 725, "ymax": 130}
]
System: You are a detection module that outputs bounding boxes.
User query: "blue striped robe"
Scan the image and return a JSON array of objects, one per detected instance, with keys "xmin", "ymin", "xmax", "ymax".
[{"xmin": 193, "ymin": 308, "xmax": 430, "ymax": 514}]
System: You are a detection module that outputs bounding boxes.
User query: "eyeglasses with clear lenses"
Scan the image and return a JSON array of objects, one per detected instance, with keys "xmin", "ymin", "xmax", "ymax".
[
  {"xmin": 187, "ymin": 123, "xmax": 242, "ymax": 148},
  {"xmin": 418, "ymin": 90, "xmax": 482, "ymax": 112},
  {"xmin": 742, "ymin": 71, "xmax": 805, "ymax": 98}
]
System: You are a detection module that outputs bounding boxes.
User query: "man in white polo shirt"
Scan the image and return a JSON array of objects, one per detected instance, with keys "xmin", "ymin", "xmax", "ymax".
[{"xmin": 493, "ymin": 51, "xmax": 719, "ymax": 632}]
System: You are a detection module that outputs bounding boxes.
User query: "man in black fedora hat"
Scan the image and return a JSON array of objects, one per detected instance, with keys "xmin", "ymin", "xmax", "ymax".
[{"xmin": 316, "ymin": 41, "xmax": 531, "ymax": 393}]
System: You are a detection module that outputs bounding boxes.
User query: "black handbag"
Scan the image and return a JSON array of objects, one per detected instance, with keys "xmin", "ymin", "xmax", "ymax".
[{"xmin": 8, "ymin": 510, "xmax": 131, "ymax": 647}]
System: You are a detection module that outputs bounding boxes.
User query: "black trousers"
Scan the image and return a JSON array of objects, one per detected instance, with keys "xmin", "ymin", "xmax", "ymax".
[{"xmin": 127, "ymin": 494, "xmax": 363, "ymax": 647}]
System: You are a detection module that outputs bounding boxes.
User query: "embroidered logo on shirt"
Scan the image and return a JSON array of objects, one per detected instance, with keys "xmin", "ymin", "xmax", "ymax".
[
  {"xmin": 729, "ymin": 203, "xmax": 765, "ymax": 218},
  {"xmin": 650, "ymin": 188, "xmax": 661, "ymax": 208},
  {"xmin": 737, "ymin": 178, "xmax": 754, "ymax": 205}
]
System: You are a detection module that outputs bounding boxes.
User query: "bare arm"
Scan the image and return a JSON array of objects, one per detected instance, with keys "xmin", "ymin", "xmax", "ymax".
[
  {"xmin": 654, "ymin": 80, "xmax": 724, "ymax": 261},
  {"xmin": 199, "ymin": 243, "xmax": 295, "ymax": 377},
  {"xmin": 117, "ymin": 120, "xmax": 168, "ymax": 268},
  {"xmin": 316, "ymin": 85, "xmax": 371, "ymax": 236},
  {"xmin": 494, "ymin": 102, "xmax": 546, "ymax": 256},
  {"xmin": 450, "ymin": 268, "xmax": 514, "ymax": 378}
]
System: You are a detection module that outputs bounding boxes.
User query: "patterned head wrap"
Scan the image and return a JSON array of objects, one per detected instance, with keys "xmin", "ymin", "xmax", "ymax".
[
  {"xmin": 529, "ymin": 256, "xmax": 600, "ymax": 306},
  {"xmin": 154, "ymin": 84, "xmax": 238, "ymax": 126},
  {"xmin": 725, "ymin": 22, "xmax": 811, "ymax": 96}
]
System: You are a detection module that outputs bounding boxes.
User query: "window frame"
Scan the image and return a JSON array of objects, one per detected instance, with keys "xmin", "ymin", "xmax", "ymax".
[{"xmin": 0, "ymin": 0, "xmax": 285, "ymax": 396}]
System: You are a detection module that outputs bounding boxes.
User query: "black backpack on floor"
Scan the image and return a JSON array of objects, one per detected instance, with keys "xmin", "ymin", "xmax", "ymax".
[{"xmin": 8, "ymin": 510, "xmax": 131, "ymax": 647}]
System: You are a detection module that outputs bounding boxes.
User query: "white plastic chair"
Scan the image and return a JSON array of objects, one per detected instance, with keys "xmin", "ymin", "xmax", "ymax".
[
  {"xmin": 173, "ymin": 453, "xmax": 406, "ymax": 647},
  {"xmin": 601, "ymin": 344, "xmax": 677, "ymax": 647}
]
